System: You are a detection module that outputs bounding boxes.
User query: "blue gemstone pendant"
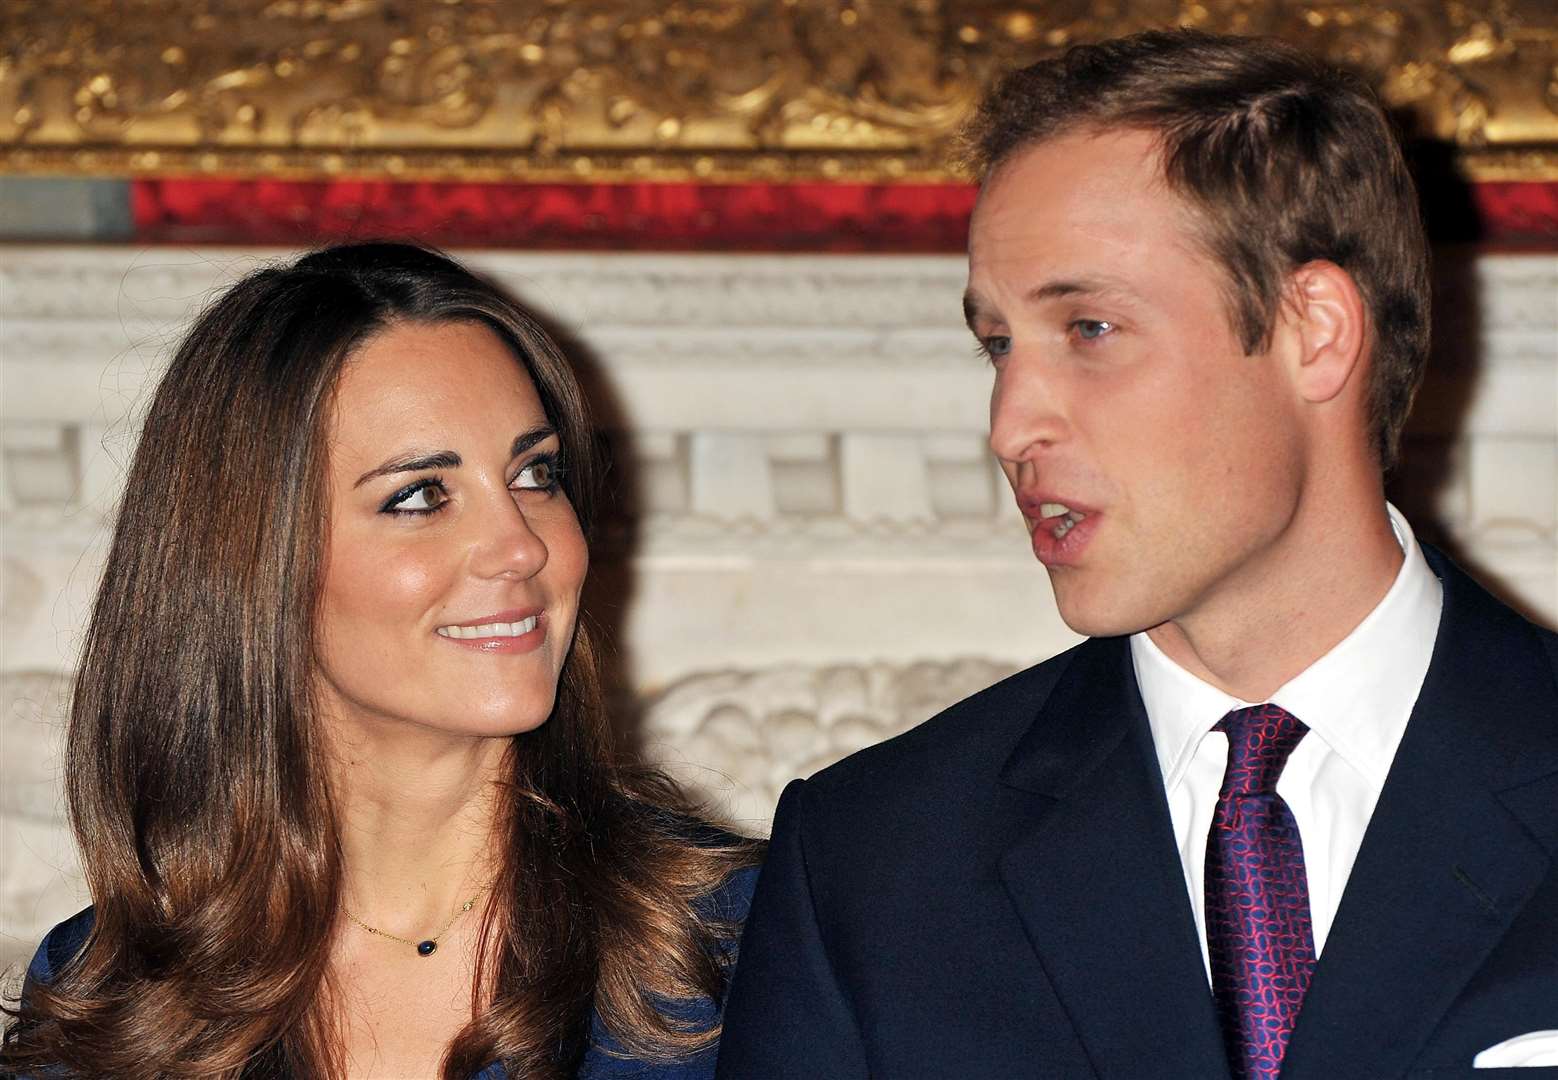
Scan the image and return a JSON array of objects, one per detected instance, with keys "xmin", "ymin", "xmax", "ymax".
[{"xmin": 417, "ymin": 940, "xmax": 437, "ymax": 957}]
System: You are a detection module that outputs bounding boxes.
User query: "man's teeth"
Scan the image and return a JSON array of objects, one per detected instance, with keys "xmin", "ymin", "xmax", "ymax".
[
  {"xmin": 1049, "ymin": 510, "xmax": 1088, "ymax": 539},
  {"xmin": 437, "ymin": 617, "xmax": 538, "ymax": 640},
  {"xmin": 1037, "ymin": 500, "xmax": 1089, "ymax": 539}
]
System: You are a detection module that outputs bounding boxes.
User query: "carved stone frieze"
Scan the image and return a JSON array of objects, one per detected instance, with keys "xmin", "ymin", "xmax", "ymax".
[
  {"xmin": 1, "ymin": 247, "xmax": 1554, "ymax": 541},
  {"xmin": 640, "ymin": 657, "xmax": 1022, "ymax": 824},
  {"xmin": 2, "ymin": 1, "xmax": 1556, "ymax": 181}
]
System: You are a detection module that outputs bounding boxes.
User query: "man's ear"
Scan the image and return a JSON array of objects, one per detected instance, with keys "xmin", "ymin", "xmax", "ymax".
[{"xmin": 1281, "ymin": 260, "xmax": 1367, "ymax": 405}]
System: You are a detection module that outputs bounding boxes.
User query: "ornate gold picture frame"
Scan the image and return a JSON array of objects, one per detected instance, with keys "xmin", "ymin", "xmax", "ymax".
[{"xmin": 4, "ymin": 1, "xmax": 1556, "ymax": 182}]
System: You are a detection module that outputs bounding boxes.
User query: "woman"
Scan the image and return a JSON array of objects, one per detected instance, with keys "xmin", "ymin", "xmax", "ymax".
[{"xmin": 2, "ymin": 243, "xmax": 762, "ymax": 1079}]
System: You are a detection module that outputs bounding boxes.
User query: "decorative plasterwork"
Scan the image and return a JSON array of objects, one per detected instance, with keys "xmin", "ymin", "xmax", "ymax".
[{"xmin": 3, "ymin": 1, "xmax": 1556, "ymax": 182}]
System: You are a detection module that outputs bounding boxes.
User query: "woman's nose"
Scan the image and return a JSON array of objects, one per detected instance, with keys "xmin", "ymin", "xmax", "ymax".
[{"xmin": 470, "ymin": 492, "xmax": 549, "ymax": 580}]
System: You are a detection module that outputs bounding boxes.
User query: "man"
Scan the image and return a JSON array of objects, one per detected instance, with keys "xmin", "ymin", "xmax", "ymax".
[{"xmin": 717, "ymin": 29, "xmax": 1557, "ymax": 1080}]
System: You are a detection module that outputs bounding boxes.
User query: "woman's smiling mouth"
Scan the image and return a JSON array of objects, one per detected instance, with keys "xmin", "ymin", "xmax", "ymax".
[
  {"xmin": 436, "ymin": 616, "xmax": 539, "ymax": 640},
  {"xmin": 433, "ymin": 610, "xmax": 547, "ymax": 653}
]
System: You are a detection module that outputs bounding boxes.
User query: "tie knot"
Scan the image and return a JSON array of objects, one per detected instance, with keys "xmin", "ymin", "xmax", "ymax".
[{"xmin": 1213, "ymin": 704, "xmax": 1308, "ymax": 795}]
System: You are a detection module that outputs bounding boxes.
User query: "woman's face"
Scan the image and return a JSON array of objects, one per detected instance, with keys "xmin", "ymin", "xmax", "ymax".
[{"xmin": 314, "ymin": 319, "xmax": 588, "ymax": 740}]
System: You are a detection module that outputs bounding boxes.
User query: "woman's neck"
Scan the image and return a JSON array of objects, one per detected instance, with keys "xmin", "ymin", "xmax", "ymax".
[{"xmin": 327, "ymin": 722, "xmax": 510, "ymax": 934}]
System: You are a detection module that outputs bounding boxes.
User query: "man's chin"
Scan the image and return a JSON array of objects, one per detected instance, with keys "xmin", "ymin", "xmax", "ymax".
[{"xmin": 1050, "ymin": 583, "xmax": 1158, "ymax": 640}]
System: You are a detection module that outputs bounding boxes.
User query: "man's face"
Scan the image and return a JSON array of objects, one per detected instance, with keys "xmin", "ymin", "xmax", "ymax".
[{"xmin": 966, "ymin": 128, "xmax": 1307, "ymax": 640}]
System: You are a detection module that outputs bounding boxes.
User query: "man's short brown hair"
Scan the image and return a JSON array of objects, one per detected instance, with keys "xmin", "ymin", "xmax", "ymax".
[{"xmin": 963, "ymin": 29, "xmax": 1430, "ymax": 468}]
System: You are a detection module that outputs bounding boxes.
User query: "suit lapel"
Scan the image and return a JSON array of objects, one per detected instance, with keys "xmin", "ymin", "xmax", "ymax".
[
  {"xmin": 996, "ymin": 637, "xmax": 1230, "ymax": 1080},
  {"xmin": 1282, "ymin": 548, "xmax": 1558, "ymax": 1079}
]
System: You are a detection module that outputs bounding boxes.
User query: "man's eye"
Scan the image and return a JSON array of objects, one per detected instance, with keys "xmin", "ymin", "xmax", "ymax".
[
  {"xmin": 382, "ymin": 479, "xmax": 448, "ymax": 514},
  {"xmin": 980, "ymin": 335, "xmax": 1013, "ymax": 359},
  {"xmin": 1071, "ymin": 319, "xmax": 1114, "ymax": 341}
]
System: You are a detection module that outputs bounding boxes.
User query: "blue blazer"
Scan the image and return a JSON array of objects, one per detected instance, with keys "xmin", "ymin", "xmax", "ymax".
[
  {"xmin": 717, "ymin": 546, "xmax": 1558, "ymax": 1079},
  {"xmin": 25, "ymin": 865, "xmax": 757, "ymax": 1079}
]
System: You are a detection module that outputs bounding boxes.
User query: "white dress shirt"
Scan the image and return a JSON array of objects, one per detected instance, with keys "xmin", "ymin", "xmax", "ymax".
[{"xmin": 1130, "ymin": 503, "xmax": 1443, "ymax": 977}]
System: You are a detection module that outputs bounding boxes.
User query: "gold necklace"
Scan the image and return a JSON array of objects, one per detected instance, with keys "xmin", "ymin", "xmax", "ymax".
[{"xmin": 345, "ymin": 887, "xmax": 487, "ymax": 958}]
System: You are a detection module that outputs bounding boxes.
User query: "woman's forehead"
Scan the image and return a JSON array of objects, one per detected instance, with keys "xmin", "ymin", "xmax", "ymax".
[{"xmin": 329, "ymin": 321, "xmax": 548, "ymax": 462}]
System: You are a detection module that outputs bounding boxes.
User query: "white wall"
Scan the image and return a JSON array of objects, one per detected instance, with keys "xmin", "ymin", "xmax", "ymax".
[{"xmin": 2, "ymin": 246, "xmax": 1554, "ymax": 973}]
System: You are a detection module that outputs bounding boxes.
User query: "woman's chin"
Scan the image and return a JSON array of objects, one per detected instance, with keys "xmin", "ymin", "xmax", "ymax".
[{"xmin": 455, "ymin": 701, "xmax": 557, "ymax": 740}]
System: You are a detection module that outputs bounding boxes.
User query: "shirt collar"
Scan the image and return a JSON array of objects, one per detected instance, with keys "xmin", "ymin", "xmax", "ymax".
[{"xmin": 1132, "ymin": 503, "xmax": 1443, "ymax": 793}]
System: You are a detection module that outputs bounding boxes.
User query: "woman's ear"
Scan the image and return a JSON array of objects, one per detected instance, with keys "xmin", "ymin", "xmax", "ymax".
[{"xmin": 1282, "ymin": 259, "xmax": 1368, "ymax": 405}]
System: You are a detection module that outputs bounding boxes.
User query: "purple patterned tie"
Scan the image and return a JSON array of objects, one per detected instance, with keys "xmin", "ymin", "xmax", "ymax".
[{"xmin": 1205, "ymin": 704, "xmax": 1316, "ymax": 1080}]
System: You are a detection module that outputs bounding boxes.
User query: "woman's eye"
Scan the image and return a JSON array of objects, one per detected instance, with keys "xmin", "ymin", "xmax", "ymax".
[
  {"xmin": 512, "ymin": 455, "xmax": 564, "ymax": 493},
  {"xmin": 382, "ymin": 480, "xmax": 448, "ymax": 514},
  {"xmin": 1071, "ymin": 319, "xmax": 1114, "ymax": 341}
]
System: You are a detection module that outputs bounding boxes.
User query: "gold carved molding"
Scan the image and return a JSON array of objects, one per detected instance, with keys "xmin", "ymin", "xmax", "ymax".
[{"xmin": 3, "ymin": 0, "xmax": 1556, "ymax": 183}]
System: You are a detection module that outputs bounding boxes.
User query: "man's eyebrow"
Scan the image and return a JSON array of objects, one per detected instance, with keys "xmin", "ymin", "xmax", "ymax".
[
  {"xmin": 1026, "ymin": 278, "xmax": 1142, "ymax": 303},
  {"xmin": 962, "ymin": 278, "xmax": 1142, "ymax": 330},
  {"xmin": 962, "ymin": 291, "xmax": 986, "ymax": 331},
  {"xmin": 352, "ymin": 426, "xmax": 559, "ymax": 489}
]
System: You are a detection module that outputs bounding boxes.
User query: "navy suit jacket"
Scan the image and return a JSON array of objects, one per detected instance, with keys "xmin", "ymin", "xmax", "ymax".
[{"xmin": 717, "ymin": 547, "xmax": 1558, "ymax": 1079}]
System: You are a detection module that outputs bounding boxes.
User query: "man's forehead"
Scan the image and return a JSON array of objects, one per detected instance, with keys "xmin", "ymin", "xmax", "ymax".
[
  {"xmin": 968, "ymin": 133, "xmax": 1209, "ymax": 289},
  {"xmin": 986, "ymin": 124, "xmax": 1166, "ymax": 181},
  {"xmin": 974, "ymin": 129, "xmax": 1168, "ymax": 219}
]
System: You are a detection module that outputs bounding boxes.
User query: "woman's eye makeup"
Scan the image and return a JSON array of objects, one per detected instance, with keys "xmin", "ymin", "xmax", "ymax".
[
  {"xmin": 375, "ymin": 449, "xmax": 566, "ymax": 514},
  {"xmin": 380, "ymin": 477, "xmax": 450, "ymax": 515},
  {"xmin": 511, "ymin": 451, "xmax": 566, "ymax": 494}
]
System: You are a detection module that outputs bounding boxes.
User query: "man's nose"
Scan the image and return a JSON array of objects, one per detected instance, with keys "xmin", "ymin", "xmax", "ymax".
[{"xmin": 988, "ymin": 352, "xmax": 1067, "ymax": 464}]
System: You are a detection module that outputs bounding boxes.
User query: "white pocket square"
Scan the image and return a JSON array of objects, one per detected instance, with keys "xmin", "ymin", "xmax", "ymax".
[{"xmin": 1474, "ymin": 1031, "xmax": 1558, "ymax": 1068}]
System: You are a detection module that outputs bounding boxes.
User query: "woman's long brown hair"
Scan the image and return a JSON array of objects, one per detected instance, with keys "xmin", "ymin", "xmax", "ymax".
[{"xmin": 1, "ymin": 243, "xmax": 761, "ymax": 1078}]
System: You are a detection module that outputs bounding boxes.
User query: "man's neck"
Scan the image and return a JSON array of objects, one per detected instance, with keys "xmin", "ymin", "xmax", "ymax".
[{"xmin": 1146, "ymin": 499, "xmax": 1404, "ymax": 702}]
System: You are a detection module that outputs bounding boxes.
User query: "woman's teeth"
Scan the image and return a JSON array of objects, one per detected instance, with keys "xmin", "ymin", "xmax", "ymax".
[{"xmin": 437, "ymin": 617, "xmax": 538, "ymax": 639}]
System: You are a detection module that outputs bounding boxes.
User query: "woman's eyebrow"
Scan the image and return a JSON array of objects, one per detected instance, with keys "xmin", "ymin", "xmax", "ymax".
[
  {"xmin": 353, "ymin": 427, "xmax": 557, "ymax": 489},
  {"xmin": 353, "ymin": 450, "xmax": 461, "ymax": 489},
  {"xmin": 510, "ymin": 425, "xmax": 557, "ymax": 458}
]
